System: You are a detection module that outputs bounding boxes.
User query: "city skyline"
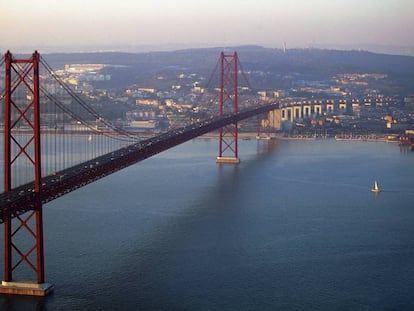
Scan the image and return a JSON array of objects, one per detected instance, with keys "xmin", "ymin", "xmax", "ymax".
[{"xmin": 1, "ymin": 0, "xmax": 414, "ymax": 55}]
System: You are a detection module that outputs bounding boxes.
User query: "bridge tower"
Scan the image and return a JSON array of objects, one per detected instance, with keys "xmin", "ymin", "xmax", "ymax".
[
  {"xmin": 216, "ymin": 52, "xmax": 240, "ymax": 164},
  {"xmin": 0, "ymin": 51, "xmax": 53, "ymax": 296}
]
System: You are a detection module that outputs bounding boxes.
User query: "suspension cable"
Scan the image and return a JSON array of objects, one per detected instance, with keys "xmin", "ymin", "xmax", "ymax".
[
  {"xmin": 40, "ymin": 56, "xmax": 137, "ymax": 140},
  {"xmin": 237, "ymin": 57, "xmax": 254, "ymax": 92},
  {"xmin": 39, "ymin": 86, "xmax": 135, "ymax": 143},
  {"xmin": 204, "ymin": 57, "xmax": 220, "ymax": 90}
]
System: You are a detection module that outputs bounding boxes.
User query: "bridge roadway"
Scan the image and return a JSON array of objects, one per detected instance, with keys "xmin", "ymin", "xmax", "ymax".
[{"xmin": 0, "ymin": 103, "xmax": 279, "ymax": 223}]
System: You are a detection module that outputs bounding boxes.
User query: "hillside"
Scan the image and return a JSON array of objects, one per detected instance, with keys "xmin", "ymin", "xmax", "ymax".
[{"xmin": 38, "ymin": 45, "xmax": 414, "ymax": 93}]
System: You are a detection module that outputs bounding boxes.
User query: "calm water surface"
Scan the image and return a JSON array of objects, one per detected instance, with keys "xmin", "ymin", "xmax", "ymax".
[{"xmin": 1, "ymin": 138, "xmax": 414, "ymax": 310}]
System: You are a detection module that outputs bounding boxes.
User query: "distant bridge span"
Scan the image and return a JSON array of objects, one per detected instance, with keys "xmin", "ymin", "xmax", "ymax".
[{"xmin": 0, "ymin": 102, "xmax": 279, "ymax": 223}]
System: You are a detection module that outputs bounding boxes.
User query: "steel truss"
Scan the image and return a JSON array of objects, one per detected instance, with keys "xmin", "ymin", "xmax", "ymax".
[
  {"xmin": 218, "ymin": 52, "xmax": 239, "ymax": 161},
  {"xmin": 3, "ymin": 51, "xmax": 45, "ymax": 284}
]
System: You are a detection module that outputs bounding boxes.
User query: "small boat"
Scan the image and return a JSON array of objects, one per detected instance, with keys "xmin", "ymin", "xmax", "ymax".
[{"xmin": 371, "ymin": 180, "xmax": 380, "ymax": 193}]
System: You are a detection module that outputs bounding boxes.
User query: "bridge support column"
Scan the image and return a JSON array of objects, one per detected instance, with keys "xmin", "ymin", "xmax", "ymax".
[
  {"xmin": 0, "ymin": 51, "xmax": 53, "ymax": 296},
  {"xmin": 216, "ymin": 52, "xmax": 240, "ymax": 164}
]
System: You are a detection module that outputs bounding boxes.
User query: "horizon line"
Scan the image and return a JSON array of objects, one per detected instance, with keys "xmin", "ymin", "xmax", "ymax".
[{"xmin": 1, "ymin": 43, "xmax": 414, "ymax": 57}]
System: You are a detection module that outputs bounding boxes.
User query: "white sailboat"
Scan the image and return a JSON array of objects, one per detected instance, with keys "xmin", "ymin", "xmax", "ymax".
[{"xmin": 371, "ymin": 180, "xmax": 380, "ymax": 193}]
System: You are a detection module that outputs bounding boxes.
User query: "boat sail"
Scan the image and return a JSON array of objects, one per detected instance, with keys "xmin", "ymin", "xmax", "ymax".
[{"xmin": 371, "ymin": 180, "xmax": 380, "ymax": 193}]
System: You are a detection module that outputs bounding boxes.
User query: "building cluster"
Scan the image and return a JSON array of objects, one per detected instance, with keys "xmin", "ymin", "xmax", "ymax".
[
  {"xmin": 266, "ymin": 97, "xmax": 413, "ymax": 134},
  {"xmin": 54, "ymin": 64, "xmax": 111, "ymax": 92},
  {"xmin": 36, "ymin": 62, "xmax": 414, "ymax": 136}
]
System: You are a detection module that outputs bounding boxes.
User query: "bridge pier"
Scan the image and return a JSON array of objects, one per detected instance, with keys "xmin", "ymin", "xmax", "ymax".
[
  {"xmin": 0, "ymin": 281, "xmax": 54, "ymax": 296},
  {"xmin": 0, "ymin": 205, "xmax": 54, "ymax": 296},
  {"xmin": 216, "ymin": 156, "xmax": 240, "ymax": 164}
]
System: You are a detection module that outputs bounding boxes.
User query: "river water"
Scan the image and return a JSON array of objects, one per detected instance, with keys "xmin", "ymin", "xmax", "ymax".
[{"xmin": 1, "ymin": 138, "xmax": 414, "ymax": 310}]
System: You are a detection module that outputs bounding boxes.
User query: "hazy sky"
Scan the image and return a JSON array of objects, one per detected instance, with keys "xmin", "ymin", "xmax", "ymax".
[{"xmin": 1, "ymin": 0, "xmax": 413, "ymax": 53}]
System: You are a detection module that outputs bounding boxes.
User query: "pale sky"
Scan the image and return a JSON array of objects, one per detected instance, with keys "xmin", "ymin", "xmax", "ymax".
[{"xmin": 1, "ymin": 0, "xmax": 413, "ymax": 53}]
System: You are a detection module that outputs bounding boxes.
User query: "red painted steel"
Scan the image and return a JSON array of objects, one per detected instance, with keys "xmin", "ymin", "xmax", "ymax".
[
  {"xmin": 218, "ymin": 52, "xmax": 239, "ymax": 159},
  {"xmin": 4, "ymin": 51, "xmax": 12, "ymax": 282},
  {"xmin": 219, "ymin": 53, "xmax": 224, "ymax": 157},
  {"xmin": 2, "ymin": 51, "xmax": 45, "ymax": 284}
]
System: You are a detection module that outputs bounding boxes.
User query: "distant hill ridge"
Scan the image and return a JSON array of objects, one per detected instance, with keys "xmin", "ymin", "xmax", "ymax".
[
  {"xmin": 38, "ymin": 45, "xmax": 414, "ymax": 75},
  {"xmin": 13, "ymin": 45, "xmax": 412, "ymax": 93}
]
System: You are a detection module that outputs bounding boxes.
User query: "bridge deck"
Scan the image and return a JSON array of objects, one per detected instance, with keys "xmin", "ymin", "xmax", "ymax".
[{"xmin": 0, "ymin": 103, "xmax": 279, "ymax": 223}]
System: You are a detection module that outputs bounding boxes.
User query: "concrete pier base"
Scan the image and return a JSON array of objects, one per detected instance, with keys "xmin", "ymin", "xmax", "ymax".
[
  {"xmin": 216, "ymin": 156, "xmax": 240, "ymax": 164},
  {"xmin": 0, "ymin": 281, "xmax": 54, "ymax": 296}
]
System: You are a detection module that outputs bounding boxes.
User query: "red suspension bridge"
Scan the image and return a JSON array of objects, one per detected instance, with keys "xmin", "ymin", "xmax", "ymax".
[{"xmin": 0, "ymin": 51, "xmax": 279, "ymax": 295}]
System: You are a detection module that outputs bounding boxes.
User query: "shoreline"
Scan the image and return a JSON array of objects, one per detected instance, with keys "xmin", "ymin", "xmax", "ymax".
[{"xmin": 0, "ymin": 129, "xmax": 404, "ymax": 144}]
